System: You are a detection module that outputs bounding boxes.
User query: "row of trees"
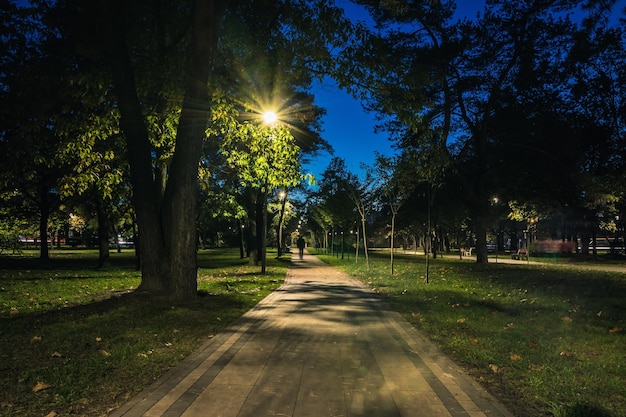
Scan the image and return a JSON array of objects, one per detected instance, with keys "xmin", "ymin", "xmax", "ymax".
[
  {"xmin": 0, "ymin": 0, "xmax": 355, "ymax": 299},
  {"xmin": 305, "ymin": 0, "xmax": 625, "ymax": 267},
  {"xmin": 1, "ymin": 0, "xmax": 625, "ymax": 299}
]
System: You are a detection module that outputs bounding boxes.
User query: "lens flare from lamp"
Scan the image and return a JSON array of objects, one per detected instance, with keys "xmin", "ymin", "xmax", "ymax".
[{"xmin": 262, "ymin": 111, "xmax": 278, "ymax": 125}]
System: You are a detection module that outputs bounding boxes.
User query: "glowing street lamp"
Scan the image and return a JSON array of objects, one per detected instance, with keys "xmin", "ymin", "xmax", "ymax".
[
  {"xmin": 259, "ymin": 109, "xmax": 278, "ymax": 273},
  {"xmin": 262, "ymin": 110, "xmax": 278, "ymax": 125}
]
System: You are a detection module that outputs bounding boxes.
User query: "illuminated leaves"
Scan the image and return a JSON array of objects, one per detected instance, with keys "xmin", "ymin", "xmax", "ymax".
[{"xmin": 219, "ymin": 113, "xmax": 303, "ymax": 193}]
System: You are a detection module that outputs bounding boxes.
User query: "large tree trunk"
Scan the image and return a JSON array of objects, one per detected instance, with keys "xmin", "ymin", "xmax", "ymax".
[
  {"xmin": 97, "ymin": 0, "xmax": 226, "ymax": 300},
  {"xmin": 246, "ymin": 188, "xmax": 258, "ymax": 265},
  {"xmin": 38, "ymin": 183, "xmax": 50, "ymax": 260},
  {"xmin": 474, "ymin": 213, "xmax": 489, "ymax": 263}
]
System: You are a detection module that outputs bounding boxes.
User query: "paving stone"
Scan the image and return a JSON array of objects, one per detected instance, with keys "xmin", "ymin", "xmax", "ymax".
[{"xmin": 109, "ymin": 251, "xmax": 515, "ymax": 417}]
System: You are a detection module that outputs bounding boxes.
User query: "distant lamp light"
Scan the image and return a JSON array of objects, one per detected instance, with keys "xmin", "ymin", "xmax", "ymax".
[{"xmin": 262, "ymin": 111, "xmax": 278, "ymax": 125}]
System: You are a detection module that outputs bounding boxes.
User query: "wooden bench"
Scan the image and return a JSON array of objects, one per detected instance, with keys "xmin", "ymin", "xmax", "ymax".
[
  {"xmin": 511, "ymin": 248, "xmax": 529, "ymax": 260},
  {"xmin": 461, "ymin": 247, "xmax": 473, "ymax": 256}
]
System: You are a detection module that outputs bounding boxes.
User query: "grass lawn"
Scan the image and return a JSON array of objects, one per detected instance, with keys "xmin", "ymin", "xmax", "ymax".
[
  {"xmin": 0, "ymin": 248, "xmax": 288, "ymax": 417},
  {"xmin": 312, "ymin": 249, "xmax": 626, "ymax": 417}
]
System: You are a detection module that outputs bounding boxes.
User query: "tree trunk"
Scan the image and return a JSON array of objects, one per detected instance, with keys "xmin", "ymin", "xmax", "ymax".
[
  {"xmin": 474, "ymin": 213, "xmax": 489, "ymax": 263},
  {"xmin": 97, "ymin": 0, "xmax": 226, "ymax": 300},
  {"xmin": 96, "ymin": 197, "xmax": 111, "ymax": 269},
  {"xmin": 38, "ymin": 184, "xmax": 50, "ymax": 261},
  {"xmin": 390, "ymin": 212, "xmax": 395, "ymax": 275},
  {"xmin": 361, "ymin": 217, "xmax": 369, "ymax": 268},
  {"xmin": 247, "ymin": 188, "xmax": 258, "ymax": 265}
]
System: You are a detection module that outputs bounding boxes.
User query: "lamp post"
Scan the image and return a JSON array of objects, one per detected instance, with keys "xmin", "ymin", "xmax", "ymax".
[
  {"xmin": 492, "ymin": 197, "xmax": 499, "ymax": 263},
  {"xmin": 277, "ymin": 190, "xmax": 287, "ymax": 257},
  {"xmin": 260, "ymin": 110, "xmax": 277, "ymax": 274}
]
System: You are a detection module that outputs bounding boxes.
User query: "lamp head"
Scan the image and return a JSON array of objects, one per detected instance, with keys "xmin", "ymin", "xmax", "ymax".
[{"xmin": 262, "ymin": 111, "xmax": 278, "ymax": 125}]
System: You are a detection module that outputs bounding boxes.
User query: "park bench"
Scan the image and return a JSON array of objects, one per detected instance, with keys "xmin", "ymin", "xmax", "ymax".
[
  {"xmin": 511, "ymin": 248, "xmax": 529, "ymax": 260},
  {"xmin": 461, "ymin": 247, "xmax": 473, "ymax": 256}
]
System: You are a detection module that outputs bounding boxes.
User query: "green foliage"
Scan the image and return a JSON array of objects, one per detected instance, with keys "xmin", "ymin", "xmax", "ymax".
[{"xmin": 219, "ymin": 109, "xmax": 303, "ymax": 193}]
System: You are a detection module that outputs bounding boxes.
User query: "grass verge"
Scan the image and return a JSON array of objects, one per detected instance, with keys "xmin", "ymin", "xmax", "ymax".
[
  {"xmin": 0, "ymin": 248, "xmax": 288, "ymax": 417},
  {"xmin": 312, "ymin": 249, "xmax": 626, "ymax": 417}
]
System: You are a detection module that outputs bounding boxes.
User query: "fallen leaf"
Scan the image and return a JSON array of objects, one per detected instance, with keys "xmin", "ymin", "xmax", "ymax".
[
  {"xmin": 470, "ymin": 338, "xmax": 479, "ymax": 345},
  {"xmin": 609, "ymin": 326, "xmax": 622, "ymax": 334},
  {"xmin": 489, "ymin": 364, "xmax": 501, "ymax": 374},
  {"xmin": 44, "ymin": 412, "xmax": 57, "ymax": 417},
  {"xmin": 0, "ymin": 401, "xmax": 14, "ymax": 408},
  {"xmin": 510, "ymin": 353, "xmax": 522, "ymax": 361},
  {"xmin": 597, "ymin": 311, "xmax": 603, "ymax": 317},
  {"xmin": 31, "ymin": 336, "xmax": 42, "ymax": 342},
  {"xmin": 503, "ymin": 322, "xmax": 514, "ymax": 329},
  {"xmin": 51, "ymin": 351, "xmax": 63, "ymax": 358},
  {"xmin": 528, "ymin": 341, "xmax": 539, "ymax": 349},
  {"xmin": 529, "ymin": 364, "xmax": 543, "ymax": 371},
  {"xmin": 562, "ymin": 316, "xmax": 573, "ymax": 324},
  {"xmin": 457, "ymin": 317, "xmax": 466, "ymax": 323},
  {"xmin": 9, "ymin": 307, "xmax": 19, "ymax": 316},
  {"xmin": 99, "ymin": 350, "xmax": 111, "ymax": 357},
  {"xmin": 560, "ymin": 351, "xmax": 574, "ymax": 358},
  {"xmin": 32, "ymin": 382, "xmax": 53, "ymax": 392},
  {"xmin": 95, "ymin": 337, "xmax": 102, "ymax": 342}
]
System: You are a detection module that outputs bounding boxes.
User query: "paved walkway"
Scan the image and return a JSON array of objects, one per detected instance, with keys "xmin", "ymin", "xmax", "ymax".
[{"xmin": 110, "ymin": 252, "xmax": 514, "ymax": 417}]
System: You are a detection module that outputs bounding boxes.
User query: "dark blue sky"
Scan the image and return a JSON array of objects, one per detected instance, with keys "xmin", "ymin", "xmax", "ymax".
[{"xmin": 304, "ymin": 1, "xmax": 486, "ymax": 179}]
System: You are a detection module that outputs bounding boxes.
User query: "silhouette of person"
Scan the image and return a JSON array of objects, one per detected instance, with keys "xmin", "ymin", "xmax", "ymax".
[{"xmin": 296, "ymin": 235, "xmax": 305, "ymax": 260}]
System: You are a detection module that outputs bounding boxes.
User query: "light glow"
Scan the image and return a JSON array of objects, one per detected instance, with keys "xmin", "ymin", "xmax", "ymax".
[{"xmin": 262, "ymin": 111, "xmax": 278, "ymax": 125}]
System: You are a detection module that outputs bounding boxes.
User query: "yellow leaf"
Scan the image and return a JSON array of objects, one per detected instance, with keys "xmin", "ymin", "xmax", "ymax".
[
  {"xmin": 31, "ymin": 336, "xmax": 42, "ymax": 342},
  {"xmin": 99, "ymin": 350, "xmax": 111, "ymax": 357},
  {"xmin": 470, "ymin": 338, "xmax": 479, "ymax": 345},
  {"xmin": 528, "ymin": 341, "xmax": 539, "ymax": 349},
  {"xmin": 609, "ymin": 326, "xmax": 622, "ymax": 334},
  {"xmin": 561, "ymin": 316, "xmax": 572, "ymax": 324},
  {"xmin": 489, "ymin": 364, "xmax": 501, "ymax": 374},
  {"xmin": 529, "ymin": 365, "xmax": 544, "ymax": 371},
  {"xmin": 560, "ymin": 351, "xmax": 574, "ymax": 358},
  {"xmin": 32, "ymin": 382, "xmax": 53, "ymax": 392},
  {"xmin": 44, "ymin": 412, "xmax": 57, "ymax": 417},
  {"xmin": 51, "ymin": 352, "xmax": 63, "ymax": 358},
  {"xmin": 457, "ymin": 317, "xmax": 466, "ymax": 323},
  {"xmin": 510, "ymin": 353, "xmax": 522, "ymax": 361},
  {"xmin": 95, "ymin": 337, "xmax": 102, "ymax": 342}
]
